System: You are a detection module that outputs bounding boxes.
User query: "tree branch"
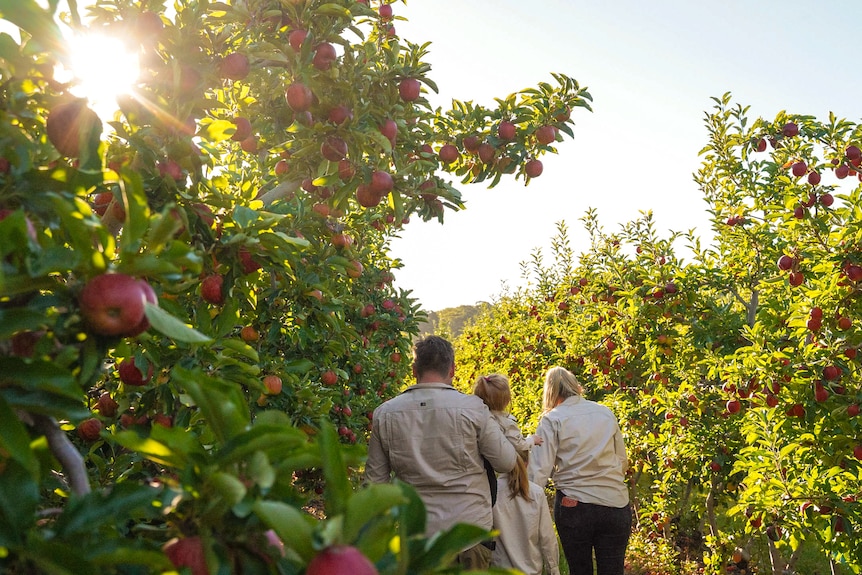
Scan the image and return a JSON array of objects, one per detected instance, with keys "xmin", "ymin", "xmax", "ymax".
[{"xmin": 26, "ymin": 413, "xmax": 91, "ymax": 496}]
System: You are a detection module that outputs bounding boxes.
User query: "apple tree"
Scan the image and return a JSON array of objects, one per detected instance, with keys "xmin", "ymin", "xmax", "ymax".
[
  {"xmin": 0, "ymin": 0, "xmax": 593, "ymax": 572},
  {"xmin": 453, "ymin": 94, "xmax": 862, "ymax": 574}
]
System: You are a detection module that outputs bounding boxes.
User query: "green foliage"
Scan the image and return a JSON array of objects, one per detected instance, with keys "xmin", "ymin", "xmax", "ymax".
[
  {"xmin": 453, "ymin": 96, "xmax": 862, "ymax": 573},
  {"xmin": 417, "ymin": 303, "xmax": 488, "ymax": 339},
  {"xmin": 0, "ymin": 0, "xmax": 590, "ymax": 571}
]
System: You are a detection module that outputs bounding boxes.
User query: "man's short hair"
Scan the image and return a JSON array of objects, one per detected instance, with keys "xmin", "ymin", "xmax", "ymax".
[{"xmin": 413, "ymin": 335, "xmax": 455, "ymax": 378}]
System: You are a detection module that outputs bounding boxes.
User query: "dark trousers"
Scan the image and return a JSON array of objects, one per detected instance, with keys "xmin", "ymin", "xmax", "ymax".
[{"xmin": 554, "ymin": 491, "xmax": 632, "ymax": 575}]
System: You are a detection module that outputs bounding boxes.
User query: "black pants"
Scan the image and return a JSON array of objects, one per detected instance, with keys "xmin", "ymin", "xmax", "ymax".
[{"xmin": 554, "ymin": 491, "xmax": 632, "ymax": 575}]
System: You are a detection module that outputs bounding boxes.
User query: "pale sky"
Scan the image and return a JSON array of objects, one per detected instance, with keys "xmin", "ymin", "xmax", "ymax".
[{"xmin": 390, "ymin": 0, "xmax": 862, "ymax": 310}]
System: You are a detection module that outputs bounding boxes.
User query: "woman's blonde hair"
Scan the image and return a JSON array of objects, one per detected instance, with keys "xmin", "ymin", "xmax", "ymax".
[
  {"xmin": 472, "ymin": 373, "xmax": 511, "ymax": 412},
  {"xmin": 506, "ymin": 454, "xmax": 532, "ymax": 501},
  {"xmin": 542, "ymin": 366, "xmax": 584, "ymax": 413}
]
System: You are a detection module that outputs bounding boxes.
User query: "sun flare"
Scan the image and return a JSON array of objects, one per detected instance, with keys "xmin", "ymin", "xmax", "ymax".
[{"xmin": 60, "ymin": 31, "xmax": 140, "ymax": 120}]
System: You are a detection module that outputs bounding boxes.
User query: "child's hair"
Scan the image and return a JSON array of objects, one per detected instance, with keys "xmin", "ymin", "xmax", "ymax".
[
  {"xmin": 507, "ymin": 454, "xmax": 532, "ymax": 501},
  {"xmin": 472, "ymin": 373, "xmax": 511, "ymax": 412}
]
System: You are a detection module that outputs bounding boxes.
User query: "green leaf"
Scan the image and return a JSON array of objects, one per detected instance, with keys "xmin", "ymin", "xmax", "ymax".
[
  {"xmin": 0, "ymin": 395, "xmax": 39, "ymax": 476},
  {"xmin": 318, "ymin": 419, "xmax": 351, "ymax": 518},
  {"xmin": 112, "ymin": 431, "xmax": 187, "ymax": 468},
  {"xmin": 248, "ymin": 450, "xmax": 276, "ymax": 489},
  {"xmin": 233, "ymin": 205, "xmax": 259, "ymax": 228},
  {"xmin": 0, "ymin": 459, "xmax": 40, "ymax": 546},
  {"xmin": 117, "ymin": 170, "xmax": 150, "ymax": 255},
  {"xmin": 0, "ymin": 307, "xmax": 46, "ymax": 338},
  {"xmin": 0, "ymin": 0, "xmax": 64, "ymax": 53},
  {"xmin": 252, "ymin": 500, "xmax": 315, "ymax": 562},
  {"xmin": 202, "ymin": 118, "xmax": 237, "ymax": 142},
  {"xmin": 316, "ymin": 3, "xmax": 352, "ymax": 17},
  {"xmin": 173, "ymin": 366, "xmax": 249, "ymax": 444},
  {"xmin": 394, "ymin": 480, "xmax": 427, "ymax": 538},
  {"xmin": 410, "ymin": 523, "xmax": 491, "ymax": 572},
  {"xmin": 283, "ymin": 358, "xmax": 315, "ymax": 374},
  {"xmin": 208, "ymin": 471, "xmax": 248, "ymax": 507},
  {"xmin": 216, "ymin": 425, "xmax": 306, "ymax": 465},
  {"xmin": 343, "ymin": 483, "xmax": 406, "ymax": 543},
  {"xmin": 53, "ymin": 482, "xmax": 161, "ymax": 538},
  {"xmin": 144, "ymin": 304, "xmax": 212, "ymax": 343},
  {"xmin": 0, "ymin": 357, "xmax": 79, "ymax": 400}
]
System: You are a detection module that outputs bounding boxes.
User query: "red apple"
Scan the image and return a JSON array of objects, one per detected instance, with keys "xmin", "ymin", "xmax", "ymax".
[
  {"xmin": 398, "ymin": 77, "xmax": 421, "ymax": 102},
  {"xmin": 288, "ymin": 29, "xmax": 307, "ymax": 52},
  {"xmin": 240, "ymin": 136, "xmax": 258, "ymax": 153},
  {"xmin": 46, "ymin": 100, "xmax": 102, "ymax": 158},
  {"xmin": 263, "ymin": 375, "xmax": 283, "ymax": 395},
  {"xmin": 79, "ymin": 273, "xmax": 148, "ymax": 337},
  {"xmin": 814, "ymin": 383, "xmax": 830, "ymax": 402},
  {"xmin": 338, "ymin": 159, "xmax": 355, "ymax": 180},
  {"xmin": 807, "ymin": 171, "xmax": 821, "ymax": 185},
  {"xmin": 231, "ymin": 116, "xmax": 253, "ymax": 142},
  {"xmin": 119, "ymin": 357, "xmax": 154, "ymax": 386},
  {"xmin": 201, "ymin": 274, "xmax": 225, "ymax": 305},
  {"xmin": 126, "ymin": 279, "xmax": 158, "ymax": 337},
  {"xmin": 756, "ymin": 138, "xmax": 767, "ymax": 152},
  {"xmin": 525, "ymin": 159, "xmax": 544, "ymax": 178},
  {"xmin": 776, "ymin": 254, "xmax": 794, "ymax": 271},
  {"xmin": 328, "ymin": 105, "xmax": 353, "ymax": 125},
  {"xmin": 321, "ymin": 370, "xmax": 338, "ymax": 386},
  {"xmin": 369, "ymin": 170, "xmax": 394, "ymax": 194},
  {"xmin": 791, "ymin": 161, "xmax": 807, "ymax": 177},
  {"xmin": 240, "ymin": 325, "xmax": 259, "ymax": 342},
  {"xmin": 846, "ymin": 145, "xmax": 861, "ymax": 162},
  {"xmin": 438, "ymin": 144, "xmax": 459, "ymax": 164},
  {"xmin": 135, "ymin": 11, "xmax": 164, "ymax": 41},
  {"xmin": 462, "ymin": 135, "xmax": 480, "ymax": 152},
  {"xmin": 285, "ymin": 83, "xmax": 313, "ymax": 112},
  {"xmin": 163, "ymin": 536, "xmax": 208, "ymax": 575},
  {"xmin": 477, "ymin": 143, "xmax": 495, "ymax": 164},
  {"xmin": 497, "ymin": 120, "xmax": 516, "ymax": 141},
  {"xmin": 378, "ymin": 4, "xmax": 393, "ymax": 19},
  {"xmin": 76, "ymin": 418, "xmax": 103, "ymax": 442},
  {"xmin": 356, "ymin": 185, "xmax": 382, "ymax": 208},
  {"xmin": 822, "ymin": 365, "xmax": 841, "ymax": 380},
  {"xmin": 312, "ymin": 42, "xmax": 337, "ymax": 70},
  {"xmin": 219, "ymin": 52, "xmax": 250, "ymax": 81},
  {"xmin": 820, "ymin": 193, "xmax": 834, "ymax": 207},
  {"xmin": 378, "ymin": 119, "xmax": 397, "ymax": 146},
  {"xmin": 347, "ymin": 260, "xmax": 363, "ymax": 278},
  {"xmin": 726, "ymin": 399, "xmax": 741, "ymax": 414},
  {"xmin": 96, "ymin": 392, "xmax": 119, "ymax": 418},
  {"xmin": 836, "ymin": 164, "xmax": 850, "ymax": 179},
  {"xmin": 848, "ymin": 404, "xmax": 860, "ymax": 417},
  {"xmin": 782, "ymin": 122, "xmax": 799, "ymax": 137},
  {"xmin": 152, "ymin": 413, "xmax": 173, "ymax": 428},
  {"xmin": 788, "ymin": 271, "xmax": 804, "ymax": 286},
  {"xmin": 535, "ymin": 125, "xmax": 558, "ymax": 145},
  {"xmin": 321, "ymin": 137, "xmax": 348, "ymax": 162}
]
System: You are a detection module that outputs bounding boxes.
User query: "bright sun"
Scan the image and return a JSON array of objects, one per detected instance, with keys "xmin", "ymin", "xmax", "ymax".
[{"xmin": 59, "ymin": 31, "xmax": 140, "ymax": 120}]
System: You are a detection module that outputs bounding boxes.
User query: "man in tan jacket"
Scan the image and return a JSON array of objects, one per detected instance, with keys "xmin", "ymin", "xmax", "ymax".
[{"xmin": 366, "ymin": 335, "xmax": 517, "ymax": 569}]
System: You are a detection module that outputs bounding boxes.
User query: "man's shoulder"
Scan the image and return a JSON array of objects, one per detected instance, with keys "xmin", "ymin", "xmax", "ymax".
[{"xmin": 375, "ymin": 385, "xmax": 488, "ymax": 412}]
